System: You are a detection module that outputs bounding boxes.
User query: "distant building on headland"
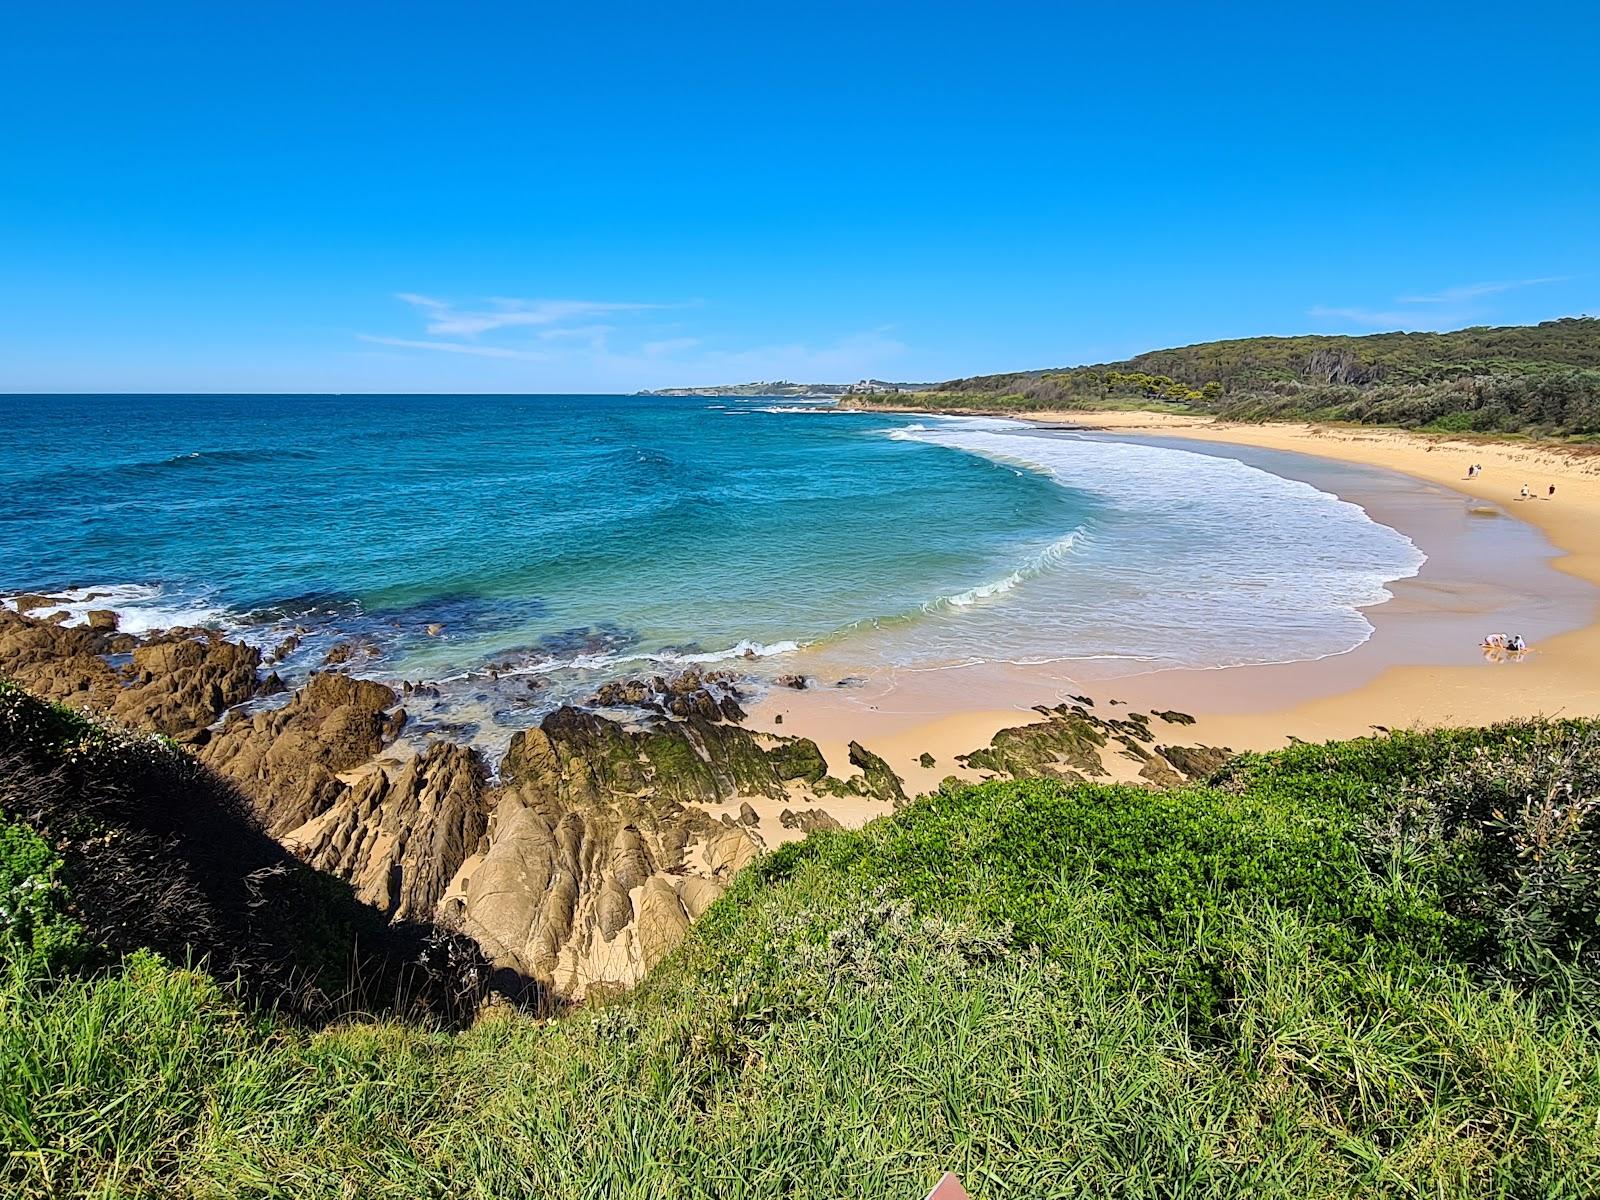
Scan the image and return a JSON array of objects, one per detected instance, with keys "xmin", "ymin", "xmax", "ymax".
[
  {"xmin": 844, "ymin": 379, "xmax": 906, "ymax": 395},
  {"xmin": 638, "ymin": 378, "xmax": 929, "ymax": 398}
]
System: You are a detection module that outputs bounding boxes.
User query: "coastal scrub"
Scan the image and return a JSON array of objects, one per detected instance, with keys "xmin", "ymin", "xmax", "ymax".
[{"xmin": 3, "ymin": 709, "xmax": 1599, "ymax": 1197}]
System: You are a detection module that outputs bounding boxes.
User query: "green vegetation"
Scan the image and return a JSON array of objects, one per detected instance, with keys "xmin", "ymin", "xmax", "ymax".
[
  {"xmin": 3, "ymin": 694, "xmax": 1599, "ymax": 1196},
  {"xmin": 877, "ymin": 317, "xmax": 1600, "ymax": 438}
]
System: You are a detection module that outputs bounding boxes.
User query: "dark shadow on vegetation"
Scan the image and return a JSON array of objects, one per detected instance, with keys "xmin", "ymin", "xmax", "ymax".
[{"xmin": 0, "ymin": 682, "xmax": 543, "ymax": 1027}]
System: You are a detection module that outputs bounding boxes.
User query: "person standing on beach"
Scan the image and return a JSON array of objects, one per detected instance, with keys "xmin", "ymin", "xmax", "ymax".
[
  {"xmin": 1549, "ymin": 484, "xmax": 1557, "ymax": 499},
  {"xmin": 1520, "ymin": 484, "xmax": 1531, "ymax": 500}
]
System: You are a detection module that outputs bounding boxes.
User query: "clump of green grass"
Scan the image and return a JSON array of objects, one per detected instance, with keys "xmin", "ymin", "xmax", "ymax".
[
  {"xmin": 3, "ymin": 718, "xmax": 1599, "ymax": 1197},
  {"xmin": 0, "ymin": 816, "xmax": 82, "ymax": 973}
]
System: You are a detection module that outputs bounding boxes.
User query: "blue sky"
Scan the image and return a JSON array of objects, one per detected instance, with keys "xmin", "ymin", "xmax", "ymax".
[{"xmin": 2, "ymin": 2, "xmax": 1596, "ymax": 393}]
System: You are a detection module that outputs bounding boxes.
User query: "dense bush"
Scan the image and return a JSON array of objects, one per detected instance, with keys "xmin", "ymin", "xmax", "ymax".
[
  {"xmin": 880, "ymin": 318, "xmax": 1600, "ymax": 437},
  {"xmin": 1217, "ymin": 721, "xmax": 1600, "ymax": 994}
]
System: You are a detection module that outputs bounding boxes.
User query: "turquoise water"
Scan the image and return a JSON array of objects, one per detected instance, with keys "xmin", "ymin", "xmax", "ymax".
[
  {"xmin": 0, "ymin": 393, "xmax": 1083, "ymax": 665},
  {"xmin": 1, "ymin": 394, "xmax": 1427, "ymax": 741}
]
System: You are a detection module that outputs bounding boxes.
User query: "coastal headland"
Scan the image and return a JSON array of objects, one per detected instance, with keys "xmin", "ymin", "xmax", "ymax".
[{"xmin": 7, "ymin": 410, "xmax": 1599, "ymax": 1005}]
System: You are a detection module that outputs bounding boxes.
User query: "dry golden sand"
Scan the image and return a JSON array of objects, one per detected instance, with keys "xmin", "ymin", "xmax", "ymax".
[{"xmin": 743, "ymin": 414, "xmax": 1600, "ymax": 821}]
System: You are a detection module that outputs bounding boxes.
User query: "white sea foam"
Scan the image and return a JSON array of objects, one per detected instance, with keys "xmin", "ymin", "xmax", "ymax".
[
  {"xmin": 434, "ymin": 637, "xmax": 804, "ymax": 684},
  {"xmin": 927, "ymin": 526, "xmax": 1089, "ymax": 610},
  {"xmin": 876, "ymin": 418, "xmax": 1428, "ymax": 674},
  {"xmin": 746, "ymin": 404, "xmax": 844, "ymax": 414},
  {"xmin": 3, "ymin": 583, "xmax": 233, "ymax": 634}
]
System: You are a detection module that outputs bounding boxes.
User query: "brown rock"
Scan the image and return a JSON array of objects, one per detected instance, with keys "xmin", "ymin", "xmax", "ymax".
[
  {"xmin": 202, "ymin": 672, "xmax": 404, "ymax": 832},
  {"xmin": 779, "ymin": 807, "xmax": 843, "ymax": 833},
  {"xmin": 8, "ymin": 592, "xmax": 67, "ymax": 613},
  {"xmin": 289, "ymin": 740, "xmax": 489, "ymax": 921},
  {"xmin": 0, "ymin": 608, "xmax": 264, "ymax": 740},
  {"xmin": 321, "ymin": 636, "xmax": 381, "ymax": 667},
  {"xmin": 109, "ymin": 635, "xmax": 264, "ymax": 742}
]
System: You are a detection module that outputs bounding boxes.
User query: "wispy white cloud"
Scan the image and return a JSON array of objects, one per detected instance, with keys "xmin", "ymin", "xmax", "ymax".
[
  {"xmin": 1397, "ymin": 276, "xmax": 1568, "ymax": 304},
  {"xmin": 536, "ymin": 323, "xmax": 616, "ymax": 342},
  {"xmin": 1311, "ymin": 275, "xmax": 1570, "ymax": 331},
  {"xmin": 395, "ymin": 293, "xmax": 658, "ymax": 337},
  {"xmin": 359, "ymin": 293, "xmax": 912, "ymax": 388},
  {"xmin": 356, "ymin": 333, "xmax": 545, "ymax": 360}
]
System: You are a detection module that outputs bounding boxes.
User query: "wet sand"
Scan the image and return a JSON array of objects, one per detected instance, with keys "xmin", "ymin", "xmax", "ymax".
[{"xmin": 745, "ymin": 414, "xmax": 1600, "ymax": 812}]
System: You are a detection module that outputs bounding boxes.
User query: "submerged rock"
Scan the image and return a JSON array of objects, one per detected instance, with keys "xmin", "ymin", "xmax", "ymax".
[
  {"xmin": 8, "ymin": 592, "xmax": 68, "ymax": 613},
  {"xmin": 321, "ymin": 636, "xmax": 382, "ymax": 667}
]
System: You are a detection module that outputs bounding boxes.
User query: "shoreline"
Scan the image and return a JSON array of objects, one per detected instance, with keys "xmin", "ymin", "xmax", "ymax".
[
  {"xmin": 743, "ymin": 411, "xmax": 1600, "ymax": 813},
  {"xmin": 10, "ymin": 407, "xmax": 1600, "ymax": 843}
]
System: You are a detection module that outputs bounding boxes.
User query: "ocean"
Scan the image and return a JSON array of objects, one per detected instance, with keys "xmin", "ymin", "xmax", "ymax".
[{"xmin": 1, "ymin": 394, "xmax": 1424, "ymax": 743}]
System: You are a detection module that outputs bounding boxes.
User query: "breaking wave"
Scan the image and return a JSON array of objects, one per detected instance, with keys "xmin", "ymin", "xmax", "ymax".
[{"xmin": 925, "ymin": 526, "xmax": 1089, "ymax": 610}]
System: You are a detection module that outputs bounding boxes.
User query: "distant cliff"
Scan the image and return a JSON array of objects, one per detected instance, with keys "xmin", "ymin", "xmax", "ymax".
[{"xmin": 637, "ymin": 378, "xmax": 929, "ymax": 397}]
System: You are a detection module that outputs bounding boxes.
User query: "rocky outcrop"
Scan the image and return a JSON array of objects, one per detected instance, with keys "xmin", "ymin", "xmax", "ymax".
[
  {"xmin": 960, "ymin": 705, "xmax": 1111, "ymax": 781},
  {"xmin": 203, "ymin": 690, "xmax": 849, "ymax": 997},
  {"xmin": 0, "ymin": 608, "xmax": 124, "ymax": 706},
  {"xmin": 202, "ymin": 672, "xmax": 406, "ymax": 833},
  {"xmin": 590, "ymin": 666, "xmax": 746, "ymax": 722},
  {"xmin": 818, "ymin": 741, "xmax": 910, "ymax": 808},
  {"xmin": 1157, "ymin": 743, "xmax": 1234, "ymax": 780},
  {"xmin": 780, "ymin": 807, "xmax": 843, "ymax": 833},
  {"xmin": 288, "ymin": 740, "xmax": 489, "ymax": 921},
  {"xmin": 0, "ymin": 609, "xmax": 884, "ymax": 1000},
  {"xmin": 0, "ymin": 608, "xmax": 267, "ymax": 742},
  {"xmin": 959, "ymin": 703, "xmax": 1233, "ymax": 785},
  {"xmin": 111, "ymin": 637, "xmax": 264, "ymax": 742},
  {"xmin": 438, "ymin": 706, "xmax": 802, "ymax": 995}
]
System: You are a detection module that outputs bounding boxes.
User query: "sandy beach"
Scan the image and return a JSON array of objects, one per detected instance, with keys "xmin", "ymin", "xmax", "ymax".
[{"xmin": 745, "ymin": 413, "xmax": 1600, "ymax": 817}]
